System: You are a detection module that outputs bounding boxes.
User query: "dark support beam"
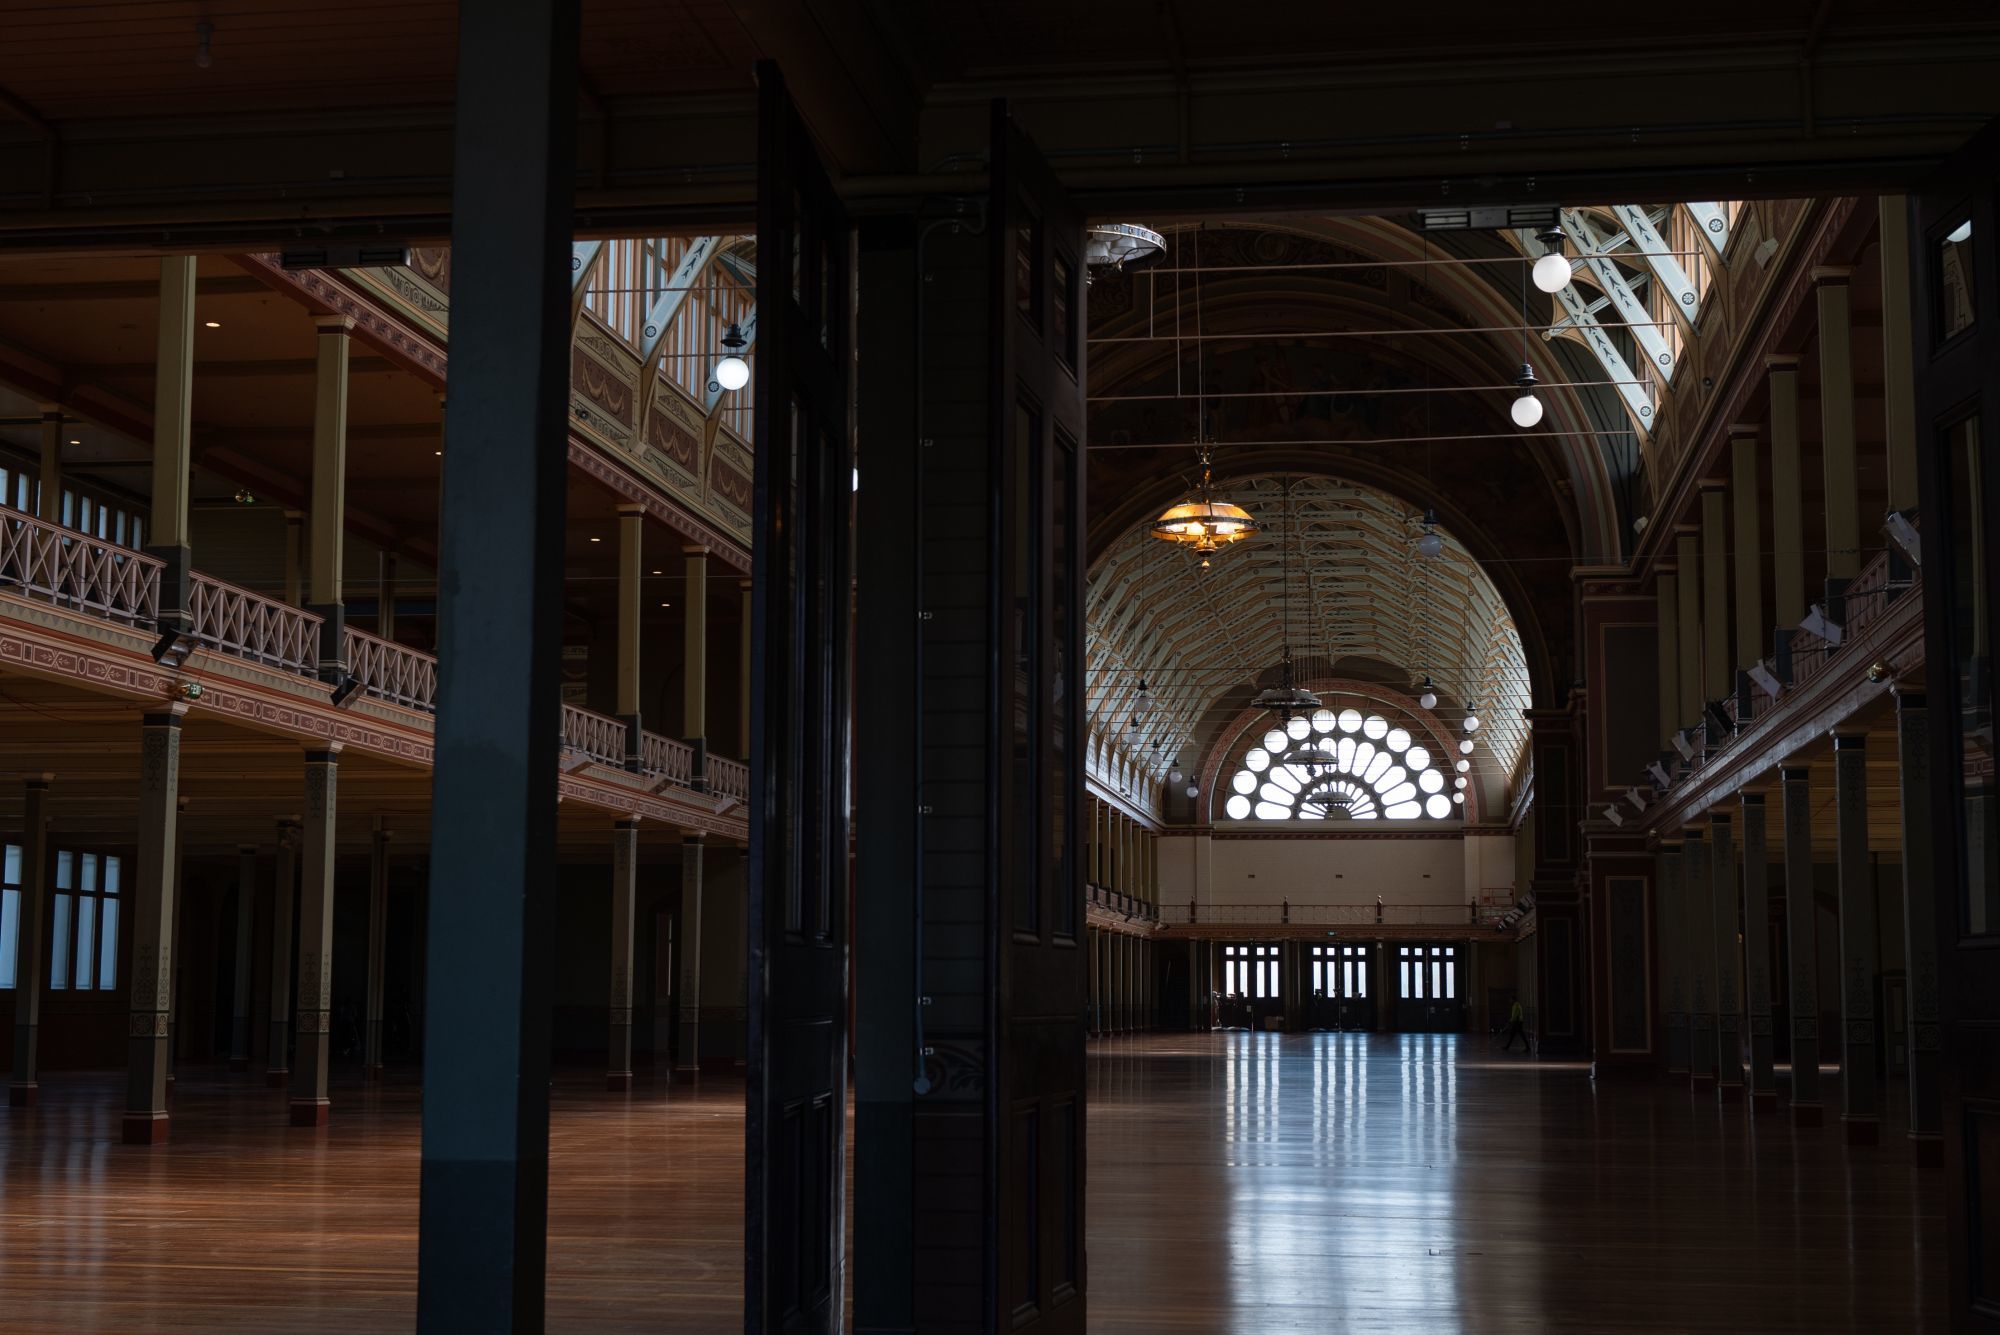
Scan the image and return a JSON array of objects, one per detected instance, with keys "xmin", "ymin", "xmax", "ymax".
[{"xmin": 416, "ymin": 0, "xmax": 578, "ymax": 1328}]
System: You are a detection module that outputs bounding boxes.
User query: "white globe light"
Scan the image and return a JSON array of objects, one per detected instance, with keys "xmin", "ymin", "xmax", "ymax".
[
  {"xmin": 1464, "ymin": 714, "xmax": 1481, "ymax": 732},
  {"xmin": 1453, "ymin": 792, "xmax": 1465, "ymax": 805},
  {"xmin": 1185, "ymin": 783, "xmax": 1199, "ymax": 799},
  {"xmin": 1532, "ymin": 250, "xmax": 1571, "ymax": 294},
  {"xmin": 1417, "ymin": 531, "xmax": 1444, "ymax": 558},
  {"xmin": 1510, "ymin": 392, "xmax": 1544, "ymax": 428},
  {"xmin": 715, "ymin": 354, "xmax": 750, "ymax": 391},
  {"xmin": 1168, "ymin": 768, "xmax": 1183, "ymax": 784},
  {"xmin": 1459, "ymin": 738, "xmax": 1474, "ymax": 755},
  {"xmin": 1455, "ymin": 776, "xmax": 1468, "ymax": 790},
  {"xmin": 1455, "ymin": 758, "xmax": 1470, "ymax": 773},
  {"xmin": 1418, "ymin": 689, "xmax": 1437, "ymax": 709}
]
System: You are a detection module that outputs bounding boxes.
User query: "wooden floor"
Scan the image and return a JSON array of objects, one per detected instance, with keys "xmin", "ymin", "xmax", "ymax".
[{"xmin": 0, "ymin": 1034, "xmax": 1943, "ymax": 1332}]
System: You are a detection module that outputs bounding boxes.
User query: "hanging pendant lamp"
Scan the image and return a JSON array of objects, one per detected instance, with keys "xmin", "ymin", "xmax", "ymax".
[{"xmin": 1151, "ymin": 446, "xmax": 1259, "ymax": 552}]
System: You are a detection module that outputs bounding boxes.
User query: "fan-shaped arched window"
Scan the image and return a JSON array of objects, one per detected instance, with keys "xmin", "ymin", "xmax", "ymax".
[{"xmin": 1222, "ymin": 707, "xmax": 1458, "ymax": 822}]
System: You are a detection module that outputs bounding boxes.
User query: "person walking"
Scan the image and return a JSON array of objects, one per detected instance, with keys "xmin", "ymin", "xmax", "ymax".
[{"xmin": 1501, "ymin": 997, "xmax": 1531, "ymax": 1052}]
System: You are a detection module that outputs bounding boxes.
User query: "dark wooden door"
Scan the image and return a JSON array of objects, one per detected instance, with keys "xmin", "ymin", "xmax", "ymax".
[
  {"xmin": 745, "ymin": 61, "xmax": 851, "ymax": 1335},
  {"xmin": 992, "ymin": 99, "xmax": 1088, "ymax": 1335},
  {"xmin": 1911, "ymin": 115, "xmax": 2000, "ymax": 1333}
]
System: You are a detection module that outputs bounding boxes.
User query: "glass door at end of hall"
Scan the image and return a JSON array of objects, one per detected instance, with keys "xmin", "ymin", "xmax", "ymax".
[
  {"xmin": 1307, "ymin": 942, "xmax": 1374, "ymax": 1031},
  {"xmin": 1394, "ymin": 943, "xmax": 1465, "ymax": 1032}
]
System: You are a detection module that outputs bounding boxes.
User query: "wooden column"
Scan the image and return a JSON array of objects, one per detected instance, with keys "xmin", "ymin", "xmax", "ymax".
[
  {"xmin": 228, "ymin": 846, "xmax": 256, "ymax": 1070},
  {"xmin": 307, "ymin": 315, "xmax": 353, "ymax": 680},
  {"xmin": 1656, "ymin": 569, "xmax": 1679, "ymax": 748},
  {"xmin": 8, "ymin": 776, "xmax": 50, "ymax": 1106},
  {"xmin": 124, "ymin": 709, "xmax": 184, "ymax": 1144},
  {"xmin": 1767, "ymin": 357, "xmax": 1807, "ymax": 630},
  {"xmin": 737, "ymin": 577, "xmax": 752, "ymax": 759},
  {"xmin": 1711, "ymin": 812, "xmax": 1744, "ymax": 1098},
  {"xmin": 37, "ymin": 407, "xmax": 61, "ymax": 523},
  {"xmin": 1731, "ymin": 432, "xmax": 1764, "ymax": 674},
  {"xmin": 1895, "ymin": 691, "xmax": 1942, "ymax": 1161},
  {"xmin": 416, "ymin": 0, "xmax": 576, "ymax": 1319},
  {"xmin": 1657, "ymin": 838, "xmax": 1688, "ymax": 1077},
  {"xmin": 1700, "ymin": 484, "xmax": 1731, "ymax": 707},
  {"xmin": 607, "ymin": 819, "xmax": 638, "ymax": 1091},
  {"xmin": 364, "ymin": 819, "xmax": 389, "ymax": 1083},
  {"xmin": 683, "ymin": 545, "xmax": 709, "ymax": 786},
  {"xmin": 147, "ymin": 258, "xmax": 196, "ymax": 629},
  {"xmin": 1740, "ymin": 793, "xmax": 1777, "ymax": 1111},
  {"xmin": 282, "ymin": 511, "xmax": 305, "ymax": 606},
  {"xmin": 677, "ymin": 836, "xmax": 704, "ymax": 1072},
  {"xmin": 1683, "ymin": 823, "xmax": 1715, "ymax": 1090},
  {"xmin": 1878, "ymin": 197, "xmax": 1921, "ymax": 514},
  {"xmin": 291, "ymin": 746, "xmax": 339, "ymax": 1126},
  {"xmin": 1815, "ymin": 269, "xmax": 1862, "ymax": 593},
  {"xmin": 1780, "ymin": 765, "xmax": 1823, "ymax": 1122},
  {"xmin": 267, "ymin": 820, "xmax": 297, "ymax": 1087},
  {"xmin": 377, "ymin": 553, "xmax": 397, "ymax": 640},
  {"xmin": 614, "ymin": 506, "xmax": 644, "ymax": 769},
  {"xmin": 1833, "ymin": 733, "xmax": 1879, "ymax": 1143},
  {"xmin": 1675, "ymin": 529, "xmax": 1701, "ymax": 728}
]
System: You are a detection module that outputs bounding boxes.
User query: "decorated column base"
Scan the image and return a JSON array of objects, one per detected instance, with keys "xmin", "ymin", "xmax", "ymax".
[{"xmin": 122, "ymin": 1111, "xmax": 169, "ymax": 1145}]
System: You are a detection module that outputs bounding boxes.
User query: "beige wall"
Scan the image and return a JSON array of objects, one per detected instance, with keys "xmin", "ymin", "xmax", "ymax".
[{"xmin": 1159, "ymin": 832, "xmax": 1516, "ymax": 910}]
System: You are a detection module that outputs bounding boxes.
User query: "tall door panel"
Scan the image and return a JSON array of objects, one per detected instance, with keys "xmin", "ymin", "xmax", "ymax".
[
  {"xmin": 1912, "ymin": 116, "xmax": 2000, "ymax": 1334},
  {"xmin": 993, "ymin": 100, "xmax": 1088, "ymax": 1335},
  {"xmin": 747, "ymin": 62, "xmax": 851, "ymax": 1335}
]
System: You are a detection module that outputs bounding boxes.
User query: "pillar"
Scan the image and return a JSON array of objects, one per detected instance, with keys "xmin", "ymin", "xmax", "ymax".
[
  {"xmin": 1675, "ymin": 529, "xmax": 1701, "ymax": 729},
  {"xmin": 1657, "ymin": 838, "xmax": 1688, "ymax": 1077},
  {"xmin": 147, "ymin": 257, "xmax": 196, "ymax": 629},
  {"xmin": 1895, "ymin": 691, "xmax": 1942, "ymax": 1161},
  {"xmin": 683, "ymin": 545, "xmax": 709, "ymax": 785},
  {"xmin": 37, "ymin": 407, "xmax": 61, "ymax": 523},
  {"xmin": 377, "ymin": 553, "xmax": 398, "ymax": 641},
  {"xmin": 1768, "ymin": 357, "xmax": 1807, "ymax": 630},
  {"xmin": 1701, "ymin": 483, "xmax": 1730, "ymax": 709},
  {"xmin": 8, "ymin": 776, "xmax": 50, "ymax": 1107},
  {"xmin": 1740, "ymin": 793, "xmax": 1777, "ymax": 1112},
  {"xmin": 1815, "ymin": 269, "xmax": 1861, "ymax": 594},
  {"xmin": 607, "ymin": 819, "xmax": 638, "ymax": 1090},
  {"xmin": 124, "ymin": 709, "xmax": 184, "ymax": 1144},
  {"xmin": 1731, "ymin": 432, "xmax": 1764, "ymax": 675},
  {"xmin": 1683, "ymin": 823, "xmax": 1715, "ymax": 1089},
  {"xmin": 1710, "ymin": 812, "xmax": 1744, "ymax": 1098},
  {"xmin": 364, "ymin": 819, "xmax": 389, "ymax": 1083},
  {"xmin": 1832, "ymin": 733, "xmax": 1879, "ymax": 1144},
  {"xmin": 416, "ymin": 1, "xmax": 576, "ymax": 1317},
  {"xmin": 677, "ymin": 836, "xmax": 704, "ymax": 1071},
  {"xmin": 1878, "ymin": 197, "xmax": 1921, "ymax": 514},
  {"xmin": 1780, "ymin": 765, "xmax": 1822, "ymax": 1122},
  {"xmin": 291, "ymin": 747, "xmax": 339, "ymax": 1127},
  {"xmin": 616, "ymin": 506, "xmax": 644, "ymax": 769},
  {"xmin": 229, "ymin": 846, "xmax": 256, "ymax": 1070},
  {"xmin": 1656, "ymin": 568, "xmax": 1679, "ymax": 748},
  {"xmin": 307, "ymin": 315, "xmax": 353, "ymax": 680},
  {"xmin": 267, "ymin": 820, "xmax": 297, "ymax": 1087},
  {"xmin": 283, "ymin": 510, "xmax": 305, "ymax": 606},
  {"xmin": 738, "ymin": 577, "xmax": 753, "ymax": 759}
]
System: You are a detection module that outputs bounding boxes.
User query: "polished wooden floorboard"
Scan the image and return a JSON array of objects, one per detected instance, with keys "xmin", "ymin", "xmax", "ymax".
[
  {"xmin": 1089, "ymin": 1032, "xmax": 1944, "ymax": 1334},
  {"xmin": 0, "ymin": 1034, "xmax": 1942, "ymax": 1331}
]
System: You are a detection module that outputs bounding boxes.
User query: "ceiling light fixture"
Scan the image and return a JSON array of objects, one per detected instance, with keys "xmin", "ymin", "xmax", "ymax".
[
  {"xmin": 1459, "ymin": 738, "xmax": 1475, "ymax": 755},
  {"xmin": 1151, "ymin": 445, "xmax": 1258, "ymax": 554},
  {"xmin": 1531, "ymin": 228, "xmax": 1570, "ymax": 294},
  {"xmin": 204, "ymin": 320, "xmax": 221, "ymax": 329},
  {"xmin": 1415, "ymin": 508, "xmax": 1444, "ymax": 558},
  {"xmin": 1417, "ymin": 677, "xmax": 1438, "ymax": 710},
  {"xmin": 1132, "ymin": 679, "xmax": 1152, "ymax": 721},
  {"xmin": 1463, "ymin": 710, "xmax": 1482, "ymax": 732},
  {"xmin": 1168, "ymin": 755, "xmax": 1183, "ymax": 784},
  {"xmin": 714, "ymin": 324, "xmax": 750, "ymax": 392},
  {"xmin": 1509, "ymin": 364, "xmax": 1544, "ymax": 428}
]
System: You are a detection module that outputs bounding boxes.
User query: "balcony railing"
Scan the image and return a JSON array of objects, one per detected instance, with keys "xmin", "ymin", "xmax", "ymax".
[
  {"xmin": 1160, "ymin": 900, "xmax": 1502, "ymax": 928},
  {"xmin": 640, "ymin": 731, "xmax": 693, "ymax": 787},
  {"xmin": 1087, "ymin": 882, "xmax": 1159, "ymax": 922},
  {"xmin": 560, "ymin": 704, "xmax": 628, "ymax": 767},
  {"xmin": 0, "ymin": 508, "xmax": 161, "ymax": 624},
  {"xmin": 343, "ymin": 626, "xmax": 438, "ymax": 712},
  {"xmin": 708, "ymin": 754, "xmax": 749, "ymax": 802},
  {"xmin": 188, "ymin": 572, "xmax": 321, "ymax": 673}
]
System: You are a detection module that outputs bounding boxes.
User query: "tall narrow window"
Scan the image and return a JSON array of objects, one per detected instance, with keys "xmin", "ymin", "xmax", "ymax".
[
  {"xmin": 47, "ymin": 849, "xmax": 119, "ymax": 991},
  {"xmin": 49, "ymin": 850, "xmax": 72, "ymax": 991},
  {"xmin": 0, "ymin": 843, "xmax": 21, "ymax": 990}
]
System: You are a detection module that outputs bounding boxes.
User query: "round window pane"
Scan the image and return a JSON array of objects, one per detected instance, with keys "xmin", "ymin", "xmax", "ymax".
[
  {"xmin": 1246, "ymin": 748, "xmax": 1271, "ymax": 772},
  {"xmin": 1363, "ymin": 714, "xmax": 1388, "ymax": 739},
  {"xmin": 1406, "ymin": 746, "xmax": 1431, "ymax": 771},
  {"xmin": 1263, "ymin": 729, "xmax": 1287, "ymax": 752},
  {"xmin": 1338, "ymin": 708, "xmax": 1363, "ymax": 733},
  {"xmin": 1385, "ymin": 727, "xmax": 1411, "ymax": 752},
  {"xmin": 1312, "ymin": 708, "xmax": 1337, "ymax": 733},
  {"xmin": 1425, "ymin": 794, "xmax": 1452, "ymax": 819},
  {"xmin": 1418, "ymin": 769, "xmax": 1444, "ymax": 793},
  {"xmin": 1336, "ymin": 736, "xmax": 1358, "ymax": 770},
  {"xmin": 1287, "ymin": 716, "xmax": 1311, "ymax": 740},
  {"xmin": 1232, "ymin": 770, "xmax": 1257, "ymax": 795},
  {"xmin": 1226, "ymin": 794, "xmax": 1253, "ymax": 820}
]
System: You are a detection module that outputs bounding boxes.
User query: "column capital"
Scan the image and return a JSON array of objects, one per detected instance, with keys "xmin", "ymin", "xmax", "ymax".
[
  {"xmin": 1739, "ymin": 791, "xmax": 1765, "ymax": 807},
  {"xmin": 1727, "ymin": 422, "xmax": 1760, "ymax": 441},
  {"xmin": 283, "ymin": 508, "xmax": 306, "ymax": 522},
  {"xmin": 683, "ymin": 832, "xmax": 707, "ymax": 846},
  {"xmin": 614, "ymin": 816, "xmax": 641, "ymax": 832},
  {"xmin": 1764, "ymin": 353, "xmax": 1801, "ymax": 373},
  {"xmin": 1709, "ymin": 810, "xmax": 1732, "ymax": 829},
  {"xmin": 616, "ymin": 502, "xmax": 647, "ymax": 518},
  {"xmin": 1811, "ymin": 265, "xmax": 1854, "ymax": 286},
  {"xmin": 1832, "ymin": 732, "xmax": 1867, "ymax": 751},
  {"xmin": 313, "ymin": 313, "xmax": 357, "ymax": 335},
  {"xmin": 1780, "ymin": 765, "xmax": 1812, "ymax": 783},
  {"xmin": 1894, "ymin": 687, "xmax": 1927, "ymax": 711},
  {"xmin": 304, "ymin": 743, "xmax": 344, "ymax": 763},
  {"xmin": 142, "ymin": 705, "xmax": 189, "ymax": 726},
  {"xmin": 1682, "ymin": 825, "xmax": 1706, "ymax": 843},
  {"xmin": 683, "ymin": 543, "xmax": 711, "ymax": 557}
]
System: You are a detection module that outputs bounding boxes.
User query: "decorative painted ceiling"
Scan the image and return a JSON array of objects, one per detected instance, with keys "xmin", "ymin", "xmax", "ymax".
[{"xmin": 1085, "ymin": 473, "xmax": 1531, "ymax": 800}]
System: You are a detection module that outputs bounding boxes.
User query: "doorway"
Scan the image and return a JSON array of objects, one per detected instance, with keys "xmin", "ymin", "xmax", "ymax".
[{"xmin": 1395, "ymin": 943, "xmax": 1465, "ymax": 1032}]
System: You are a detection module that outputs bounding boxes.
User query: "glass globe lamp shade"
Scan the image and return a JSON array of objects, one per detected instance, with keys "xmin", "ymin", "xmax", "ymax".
[
  {"xmin": 1459, "ymin": 738, "xmax": 1475, "ymax": 755},
  {"xmin": 1168, "ymin": 767, "xmax": 1183, "ymax": 784},
  {"xmin": 1464, "ymin": 714, "xmax": 1481, "ymax": 732},
  {"xmin": 1455, "ymin": 758, "xmax": 1470, "ymax": 773},
  {"xmin": 1532, "ymin": 250, "xmax": 1571, "ymax": 294},
  {"xmin": 1417, "ymin": 530, "xmax": 1444, "ymax": 558},
  {"xmin": 1510, "ymin": 392, "xmax": 1544, "ymax": 428},
  {"xmin": 715, "ymin": 354, "xmax": 750, "ymax": 391},
  {"xmin": 1453, "ymin": 792, "xmax": 1465, "ymax": 805},
  {"xmin": 1419, "ymin": 688, "xmax": 1438, "ymax": 709},
  {"xmin": 1455, "ymin": 776, "xmax": 1468, "ymax": 790},
  {"xmin": 1185, "ymin": 783, "xmax": 1199, "ymax": 799}
]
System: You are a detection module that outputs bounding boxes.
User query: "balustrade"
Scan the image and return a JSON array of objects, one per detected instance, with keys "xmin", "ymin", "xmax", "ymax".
[
  {"xmin": 560, "ymin": 705, "xmax": 628, "ymax": 766},
  {"xmin": 707, "ymin": 754, "xmax": 749, "ymax": 802},
  {"xmin": 1162, "ymin": 901, "xmax": 1500, "ymax": 928},
  {"xmin": 343, "ymin": 627, "xmax": 438, "ymax": 711},
  {"xmin": 640, "ymin": 731, "xmax": 694, "ymax": 787},
  {"xmin": 187, "ymin": 572, "xmax": 321, "ymax": 673},
  {"xmin": 0, "ymin": 505, "xmax": 160, "ymax": 623}
]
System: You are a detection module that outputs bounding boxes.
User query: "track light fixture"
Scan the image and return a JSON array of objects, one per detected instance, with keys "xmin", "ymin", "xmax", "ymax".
[
  {"xmin": 1800, "ymin": 603, "xmax": 1844, "ymax": 646},
  {"xmin": 1883, "ymin": 509, "xmax": 1922, "ymax": 567}
]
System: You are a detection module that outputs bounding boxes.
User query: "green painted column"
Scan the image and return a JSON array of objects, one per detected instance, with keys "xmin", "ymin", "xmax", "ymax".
[
  {"xmin": 1780, "ymin": 765, "xmax": 1822, "ymax": 1123},
  {"xmin": 291, "ymin": 747, "xmax": 339, "ymax": 1127},
  {"xmin": 266, "ymin": 820, "xmax": 297, "ymax": 1087},
  {"xmin": 124, "ymin": 710, "xmax": 184, "ymax": 1144},
  {"xmin": 1740, "ymin": 793, "xmax": 1776, "ymax": 1110},
  {"xmin": 1683, "ymin": 824, "xmax": 1715, "ymax": 1090},
  {"xmin": 607, "ymin": 818, "xmax": 638, "ymax": 1090},
  {"xmin": 1833, "ymin": 734, "xmax": 1879, "ymax": 1144},
  {"xmin": 1711, "ymin": 812, "xmax": 1744, "ymax": 1098},
  {"xmin": 1656, "ymin": 838, "xmax": 1688, "ymax": 1077}
]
